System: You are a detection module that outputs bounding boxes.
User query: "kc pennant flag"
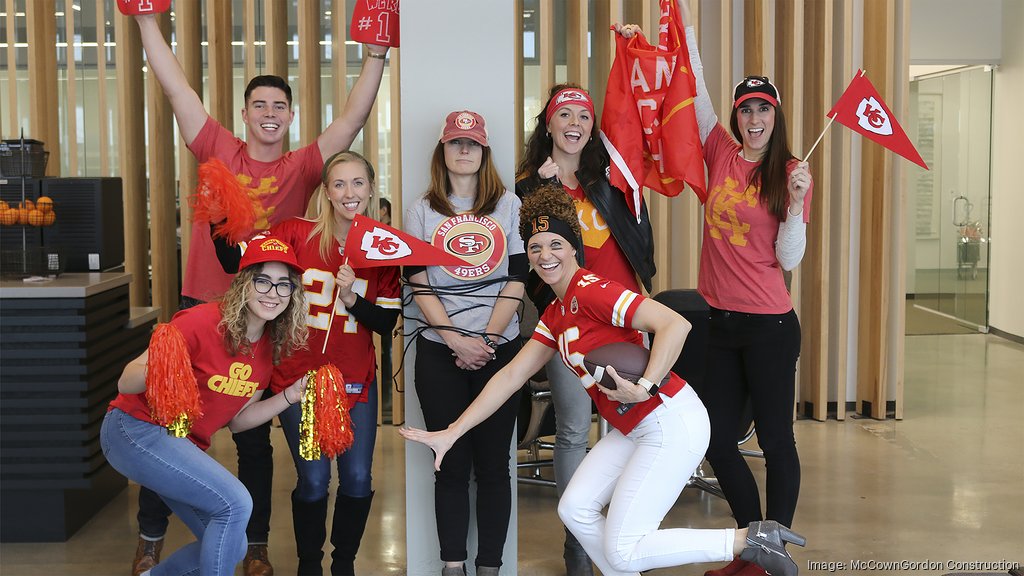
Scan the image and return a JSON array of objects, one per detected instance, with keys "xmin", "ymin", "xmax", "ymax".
[
  {"xmin": 350, "ymin": 0, "xmax": 400, "ymax": 48},
  {"xmin": 343, "ymin": 214, "xmax": 467, "ymax": 268},
  {"xmin": 601, "ymin": 0, "xmax": 706, "ymax": 218},
  {"xmin": 828, "ymin": 70, "xmax": 927, "ymax": 170}
]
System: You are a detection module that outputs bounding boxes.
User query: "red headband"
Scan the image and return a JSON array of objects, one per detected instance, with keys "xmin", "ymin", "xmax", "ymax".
[{"xmin": 545, "ymin": 88, "xmax": 595, "ymax": 124}]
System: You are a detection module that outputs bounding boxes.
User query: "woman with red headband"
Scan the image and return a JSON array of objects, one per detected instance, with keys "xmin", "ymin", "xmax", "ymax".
[
  {"xmin": 677, "ymin": 2, "xmax": 812, "ymax": 575},
  {"xmin": 515, "ymin": 70, "xmax": 656, "ymax": 576}
]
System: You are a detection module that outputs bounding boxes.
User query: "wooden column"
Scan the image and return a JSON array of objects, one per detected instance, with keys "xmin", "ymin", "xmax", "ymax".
[
  {"xmin": 4, "ymin": 0, "xmax": 16, "ymax": 137},
  {"xmin": 27, "ymin": 3, "xmax": 59, "ymax": 175},
  {"xmin": 115, "ymin": 13, "xmax": 150, "ymax": 307},
  {"xmin": 591, "ymin": 0, "xmax": 621, "ymax": 118},
  {"xmin": 798, "ymin": 0, "xmax": 832, "ymax": 421},
  {"xmin": 96, "ymin": 0, "xmax": 111, "ymax": 174},
  {"xmin": 857, "ymin": 0, "xmax": 896, "ymax": 419},
  {"xmin": 297, "ymin": 0, "xmax": 322, "ymax": 145},
  {"xmin": 566, "ymin": 0, "xmax": 589, "ymax": 90},
  {"xmin": 831, "ymin": 0, "xmax": 854, "ymax": 420},
  {"xmin": 389, "ymin": 48, "xmax": 404, "ymax": 425},
  {"xmin": 890, "ymin": 0, "xmax": 910, "ymax": 419},
  {"xmin": 332, "ymin": 0, "xmax": 349, "ymax": 125},
  {"xmin": 177, "ymin": 0, "xmax": 202, "ymax": 277},
  {"xmin": 265, "ymin": 0, "xmax": 288, "ymax": 79},
  {"xmin": 148, "ymin": 13, "xmax": 178, "ymax": 322},
  {"xmin": 716, "ymin": 0, "xmax": 734, "ymax": 121},
  {"xmin": 208, "ymin": 0, "xmax": 234, "ymax": 131},
  {"xmin": 743, "ymin": 0, "xmax": 770, "ymax": 77},
  {"xmin": 63, "ymin": 0, "xmax": 79, "ymax": 175},
  {"xmin": 244, "ymin": 0, "xmax": 259, "ymax": 82},
  {"xmin": 538, "ymin": 0, "xmax": 555, "ymax": 92}
]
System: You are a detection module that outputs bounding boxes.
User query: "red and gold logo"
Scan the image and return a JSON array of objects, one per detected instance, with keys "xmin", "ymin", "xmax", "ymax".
[{"xmin": 432, "ymin": 213, "xmax": 506, "ymax": 279}]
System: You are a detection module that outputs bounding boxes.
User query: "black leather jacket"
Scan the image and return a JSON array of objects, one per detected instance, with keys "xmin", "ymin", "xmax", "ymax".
[{"xmin": 515, "ymin": 173, "xmax": 656, "ymax": 311}]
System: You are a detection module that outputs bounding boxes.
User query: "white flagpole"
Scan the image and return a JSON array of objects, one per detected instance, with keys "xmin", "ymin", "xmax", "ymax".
[
  {"xmin": 321, "ymin": 256, "xmax": 349, "ymax": 355},
  {"xmin": 802, "ymin": 115, "xmax": 837, "ymax": 163}
]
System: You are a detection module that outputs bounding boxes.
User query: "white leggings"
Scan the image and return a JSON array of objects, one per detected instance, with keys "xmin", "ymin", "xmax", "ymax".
[{"xmin": 557, "ymin": 385, "xmax": 735, "ymax": 575}]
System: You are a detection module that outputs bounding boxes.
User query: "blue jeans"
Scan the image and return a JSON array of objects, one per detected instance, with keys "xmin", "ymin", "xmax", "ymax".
[
  {"xmin": 101, "ymin": 409, "xmax": 251, "ymax": 576},
  {"xmin": 278, "ymin": 380, "xmax": 378, "ymax": 501}
]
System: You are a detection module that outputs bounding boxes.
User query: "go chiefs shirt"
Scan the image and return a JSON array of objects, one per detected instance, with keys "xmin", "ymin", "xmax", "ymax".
[
  {"xmin": 531, "ymin": 268, "xmax": 685, "ymax": 435},
  {"xmin": 269, "ymin": 218, "xmax": 401, "ymax": 402},
  {"xmin": 109, "ymin": 303, "xmax": 273, "ymax": 451}
]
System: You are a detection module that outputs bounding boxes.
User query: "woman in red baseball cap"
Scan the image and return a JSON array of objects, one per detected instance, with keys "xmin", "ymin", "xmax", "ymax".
[
  {"xmin": 677, "ymin": 3, "xmax": 813, "ymax": 576},
  {"xmin": 101, "ymin": 235, "xmax": 308, "ymax": 576}
]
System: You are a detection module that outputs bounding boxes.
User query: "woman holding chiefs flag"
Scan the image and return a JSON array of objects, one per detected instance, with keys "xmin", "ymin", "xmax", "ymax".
[
  {"xmin": 216, "ymin": 150, "xmax": 400, "ymax": 576},
  {"xmin": 514, "ymin": 38, "xmax": 657, "ymax": 576},
  {"xmin": 676, "ymin": 1, "xmax": 812, "ymax": 575}
]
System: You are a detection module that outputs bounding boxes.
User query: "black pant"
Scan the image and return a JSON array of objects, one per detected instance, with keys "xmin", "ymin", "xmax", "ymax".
[
  {"xmin": 701, "ymin": 307, "xmax": 802, "ymax": 528},
  {"xmin": 137, "ymin": 295, "xmax": 274, "ymax": 543},
  {"xmin": 414, "ymin": 336, "xmax": 522, "ymax": 568}
]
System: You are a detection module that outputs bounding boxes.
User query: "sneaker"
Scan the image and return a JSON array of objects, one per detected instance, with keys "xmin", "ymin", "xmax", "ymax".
[
  {"xmin": 243, "ymin": 544, "xmax": 274, "ymax": 576},
  {"xmin": 131, "ymin": 537, "xmax": 163, "ymax": 576}
]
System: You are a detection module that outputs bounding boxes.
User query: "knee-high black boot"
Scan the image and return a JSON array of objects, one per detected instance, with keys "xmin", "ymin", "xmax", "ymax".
[
  {"xmin": 292, "ymin": 493, "xmax": 328, "ymax": 576},
  {"xmin": 329, "ymin": 492, "xmax": 374, "ymax": 576}
]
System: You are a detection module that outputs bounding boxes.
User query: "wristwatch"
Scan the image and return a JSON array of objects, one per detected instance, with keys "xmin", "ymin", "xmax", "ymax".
[
  {"xmin": 481, "ymin": 335, "xmax": 498, "ymax": 359},
  {"xmin": 637, "ymin": 376, "xmax": 660, "ymax": 398}
]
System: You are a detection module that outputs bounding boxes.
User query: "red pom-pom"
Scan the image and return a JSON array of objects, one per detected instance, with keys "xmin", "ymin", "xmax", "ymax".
[
  {"xmin": 312, "ymin": 364, "xmax": 355, "ymax": 459},
  {"xmin": 145, "ymin": 323, "xmax": 203, "ymax": 437},
  {"xmin": 189, "ymin": 158, "xmax": 257, "ymax": 244}
]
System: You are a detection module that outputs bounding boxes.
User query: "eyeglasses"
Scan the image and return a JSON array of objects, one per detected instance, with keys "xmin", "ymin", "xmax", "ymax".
[{"xmin": 252, "ymin": 277, "xmax": 296, "ymax": 297}]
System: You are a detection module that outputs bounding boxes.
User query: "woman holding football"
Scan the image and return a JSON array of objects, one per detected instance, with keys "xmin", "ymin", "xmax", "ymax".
[{"xmin": 400, "ymin": 185, "xmax": 804, "ymax": 576}]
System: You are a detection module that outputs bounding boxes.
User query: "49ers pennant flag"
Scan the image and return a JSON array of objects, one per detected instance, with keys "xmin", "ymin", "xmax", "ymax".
[
  {"xmin": 343, "ymin": 214, "xmax": 466, "ymax": 268},
  {"xmin": 601, "ymin": 0, "xmax": 707, "ymax": 218},
  {"xmin": 828, "ymin": 70, "xmax": 928, "ymax": 169},
  {"xmin": 350, "ymin": 0, "xmax": 400, "ymax": 48}
]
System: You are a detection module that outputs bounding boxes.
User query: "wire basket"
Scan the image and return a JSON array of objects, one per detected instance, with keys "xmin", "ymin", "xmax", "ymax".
[
  {"xmin": 0, "ymin": 139, "xmax": 49, "ymax": 178},
  {"xmin": 0, "ymin": 247, "xmax": 65, "ymax": 279}
]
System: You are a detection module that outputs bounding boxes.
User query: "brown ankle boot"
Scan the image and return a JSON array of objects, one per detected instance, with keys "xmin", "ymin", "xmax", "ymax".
[
  {"xmin": 131, "ymin": 537, "xmax": 163, "ymax": 576},
  {"xmin": 243, "ymin": 544, "xmax": 274, "ymax": 576}
]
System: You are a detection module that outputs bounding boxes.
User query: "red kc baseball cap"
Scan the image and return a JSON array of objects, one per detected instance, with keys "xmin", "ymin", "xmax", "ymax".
[
  {"xmin": 239, "ymin": 234, "xmax": 303, "ymax": 274},
  {"xmin": 439, "ymin": 110, "xmax": 489, "ymax": 147},
  {"xmin": 733, "ymin": 75, "xmax": 781, "ymax": 108}
]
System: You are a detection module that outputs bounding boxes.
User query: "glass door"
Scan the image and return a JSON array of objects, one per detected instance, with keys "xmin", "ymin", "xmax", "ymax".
[{"xmin": 907, "ymin": 67, "xmax": 992, "ymax": 333}]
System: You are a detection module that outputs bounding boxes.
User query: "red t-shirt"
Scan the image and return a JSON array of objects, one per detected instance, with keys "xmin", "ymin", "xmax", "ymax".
[
  {"xmin": 531, "ymin": 268, "xmax": 685, "ymax": 435},
  {"xmin": 698, "ymin": 124, "xmax": 813, "ymax": 314},
  {"xmin": 183, "ymin": 116, "xmax": 324, "ymax": 302},
  {"xmin": 565, "ymin": 184, "xmax": 641, "ymax": 293},
  {"xmin": 109, "ymin": 303, "xmax": 273, "ymax": 451},
  {"xmin": 268, "ymin": 218, "xmax": 401, "ymax": 402}
]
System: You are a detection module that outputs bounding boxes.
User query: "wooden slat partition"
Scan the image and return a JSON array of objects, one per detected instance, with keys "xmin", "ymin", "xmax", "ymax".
[
  {"xmin": 27, "ymin": 4, "xmax": 59, "ymax": 175},
  {"xmin": 63, "ymin": 0, "xmax": 78, "ymax": 175},
  {"xmin": 4, "ymin": 0, "xmax": 15, "ymax": 137},
  {"xmin": 743, "ymin": 0, "xmax": 770, "ymax": 77},
  {"xmin": 857, "ymin": 0, "xmax": 896, "ymax": 419},
  {"xmin": 717, "ymin": 0, "xmax": 734, "ymax": 122},
  {"xmin": 297, "ymin": 0, "xmax": 321, "ymax": 145},
  {"xmin": 831, "ymin": 0, "xmax": 854, "ymax": 421},
  {"xmin": 566, "ymin": 0, "xmax": 588, "ymax": 90},
  {"xmin": 590, "ymin": 1, "xmax": 615, "ymax": 118},
  {"xmin": 96, "ymin": 0, "xmax": 110, "ymax": 174},
  {"xmin": 208, "ymin": 1, "xmax": 233, "ymax": 131},
  {"xmin": 538, "ymin": 0, "xmax": 555, "ymax": 92},
  {"xmin": 115, "ymin": 12, "xmax": 149, "ymax": 307},
  {"xmin": 891, "ymin": 0, "xmax": 910, "ymax": 420},
  {"xmin": 264, "ymin": 0, "xmax": 288, "ymax": 79},
  {"xmin": 148, "ymin": 13, "xmax": 178, "ymax": 322},
  {"xmin": 798, "ymin": 0, "xmax": 832, "ymax": 421},
  {"xmin": 177, "ymin": 0, "xmax": 202, "ymax": 276},
  {"xmin": 389, "ymin": 48, "xmax": 404, "ymax": 425},
  {"xmin": 244, "ymin": 0, "xmax": 258, "ymax": 82},
  {"xmin": 332, "ymin": 0, "xmax": 348, "ymax": 131}
]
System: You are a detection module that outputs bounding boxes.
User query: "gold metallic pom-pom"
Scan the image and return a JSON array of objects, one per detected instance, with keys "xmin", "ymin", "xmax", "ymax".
[
  {"xmin": 299, "ymin": 370, "xmax": 320, "ymax": 461},
  {"xmin": 167, "ymin": 413, "xmax": 191, "ymax": 438}
]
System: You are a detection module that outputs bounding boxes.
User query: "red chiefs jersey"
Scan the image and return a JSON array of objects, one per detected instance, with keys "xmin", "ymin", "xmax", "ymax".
[
  {"xmin": 268, "ymin": 218, "xmax": 401, "ymax": 401},
  {"xmin": 109, "ymin": 303, "xmax": 273, "ymax": 451},
  {"xmin": 531, "ymin": 268, "xmax": 685, "ymax": 435}
]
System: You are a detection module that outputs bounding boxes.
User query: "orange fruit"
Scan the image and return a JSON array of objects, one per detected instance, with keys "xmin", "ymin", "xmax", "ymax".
[
  {"xmin": 43, "ymin": 211, "xmax": 56, "ymax": 226},
  {"xmin": 0, "ymin": 200, "xmax": 8, "ymax": 210},
  {"xmin": 17, "ymin": 208, "xmax": 30, "ymax": 225},
  {"xmin": 22, "ymin": 199, "xmax": 35, "ymax": 211},
  {"xmin": 0, "ymin": 208, "xmax": 14, "ymax": 225},
  {"xmin": 28, "ymin": 209, "xmax": 45, "ymax": 226},
  {"xmin": 36, "ymin": 196, "xmax": 53, "ymax": 213}
]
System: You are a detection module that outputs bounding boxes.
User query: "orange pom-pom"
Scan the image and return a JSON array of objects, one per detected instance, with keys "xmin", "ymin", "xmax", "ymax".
[
  {"xmin": 145, "ymin": 323, "xmax": 203, "ymax": 437},
  {"xmin": 189, "ymin": 158, "xmax": 257, "ymax": 244},
  {"xmin": 312, "ymin": 364, "xmax": 354, "ymax": 459}
]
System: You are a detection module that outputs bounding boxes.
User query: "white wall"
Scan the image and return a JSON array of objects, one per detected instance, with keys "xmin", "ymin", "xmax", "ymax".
[
  {"xmin": 909, "ymin": 0, "xmax": 1002, "ymax": 64},
  {"xmin": 400, "ymin": 2, "xmax": 518, "ymax": 575},
  {"xmin": 988, "ymin": 0, "xmax": 1024, "ymax": 338}
]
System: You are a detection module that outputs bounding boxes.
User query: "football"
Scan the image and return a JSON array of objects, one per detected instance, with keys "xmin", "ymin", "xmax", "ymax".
[{"xmin": 583, "ymin": 342, "xmax": 670, "ymax": 391}]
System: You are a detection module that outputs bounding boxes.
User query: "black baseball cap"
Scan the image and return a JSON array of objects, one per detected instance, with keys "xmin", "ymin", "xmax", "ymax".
[{"xmin": 733, "ymin": 75, "xmax": 781, "ymax": 108}]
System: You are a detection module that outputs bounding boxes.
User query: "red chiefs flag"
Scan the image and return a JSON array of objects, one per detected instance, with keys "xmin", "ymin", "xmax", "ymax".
[
  {"xmin": 350, "ymin": 0, "xmax": 400, "ymax": 48},
  {"xmin": 116, "ymin": 0, "xmax": 170, "ymax": 15},
  {"xmin": 343, "ymin": 214, "xmax": 467, "ymax": 268},
  {"xmin": 828, "ymin": 70, "xmax": 927, "ymax": 169},
  {"xmin": 601, "ymin": 0, "xmax": 706, "ymax": 217}
]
